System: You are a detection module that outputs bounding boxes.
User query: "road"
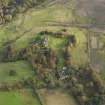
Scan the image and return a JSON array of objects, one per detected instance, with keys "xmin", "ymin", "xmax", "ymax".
[{"xmin": 46, "ymin": 21, "xmax": 105, "ymax": 34}]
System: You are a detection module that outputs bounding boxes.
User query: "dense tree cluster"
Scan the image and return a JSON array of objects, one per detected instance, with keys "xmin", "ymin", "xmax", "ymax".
[
  {"xmin": 39, "ymin": 29, "xmax": 71, "ymax": 38},
  {"xmin": 68, "ymin": 67, "xmax": 105, "ymax": 105},
  {"xmin": 0, "ymin": 0, "xmax": 46, "ymax": 24},
  {"xmin": 0, "ymin": 81, "xmax": 23, "ymax": 91},
  {"xmin": 2, "ymin": 44, "xmax": 16, "ymax": 61}
]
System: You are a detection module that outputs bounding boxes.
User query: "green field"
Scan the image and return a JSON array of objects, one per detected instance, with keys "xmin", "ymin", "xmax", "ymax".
[
  {"xmin": 0, "ymin": 61, "xmax": 33, "ymax": 83},
  {"xmin": 0, "ymin": 89, "xmax": 41, "ymax": 105}
]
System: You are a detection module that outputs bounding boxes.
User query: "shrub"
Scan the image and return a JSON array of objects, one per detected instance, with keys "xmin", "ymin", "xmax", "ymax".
[{"xmin": 9, "ymin": 70, "xmax": 17, "ymax": 76}]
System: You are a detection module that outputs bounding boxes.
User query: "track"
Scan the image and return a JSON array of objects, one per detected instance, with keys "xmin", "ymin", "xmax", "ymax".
[{"xmin": 45, "ymin": 21, "xmax": 105, "ymax": 34}]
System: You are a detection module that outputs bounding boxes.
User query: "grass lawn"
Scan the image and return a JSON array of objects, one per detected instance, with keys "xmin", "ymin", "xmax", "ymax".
[
  {"xmin": 68, "ymin": 28, "xmax": 88, "ymax": 67},
  {"xmin": 48, "ymin": 36, "xmax": 68, "ymax": 68},
  {"xmin": 33, "ymin": 27, "xmax": 88, "ymax": 68},
  {"xmin": 0, "ymin": 89, "xmax": 41, "ymax": 105},
  {"xmin": 0, "ymin": 61, "xmax": 33, "ymax": 83}
]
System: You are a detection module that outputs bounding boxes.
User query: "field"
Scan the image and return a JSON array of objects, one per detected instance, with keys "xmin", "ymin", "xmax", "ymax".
[
  {"xmin": 38, "ymin": 89, "xmax": 77, "ymax": 105},
  {"xmin": 76, "ymin": 0, "xmax": 105, "ymax": 24},
  {"xmin": 90, "ymin": 35, "xmax": 105, "ymax": 81},
  {"xmin": 0, "ymin": 61, "xmax": 33, "ymax": 83},
  {"xmin": 0, "ymin": 89, "xmax": 41, "ymax": 105}
]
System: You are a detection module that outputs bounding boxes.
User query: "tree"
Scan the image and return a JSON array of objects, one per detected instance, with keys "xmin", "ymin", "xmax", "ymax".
[
  {"xmin": 9, "ymin": 69, "xmax": 17, "ymax": 76},
  {"xmin": 50, "ymin": 49, "xmax": 57, "ymax": 69},
  {"xmin": 3, "ymin": 44, "xmax": 16, "ymax": 61},
  {"xmin": 88, "ymin": 96, "xmax": 105, "ymax": 105}
]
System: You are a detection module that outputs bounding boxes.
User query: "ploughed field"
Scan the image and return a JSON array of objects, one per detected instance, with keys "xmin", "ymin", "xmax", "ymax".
[{"xmin": 76, "ymin": 0, "xmax": 105, "ymax": 24}]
